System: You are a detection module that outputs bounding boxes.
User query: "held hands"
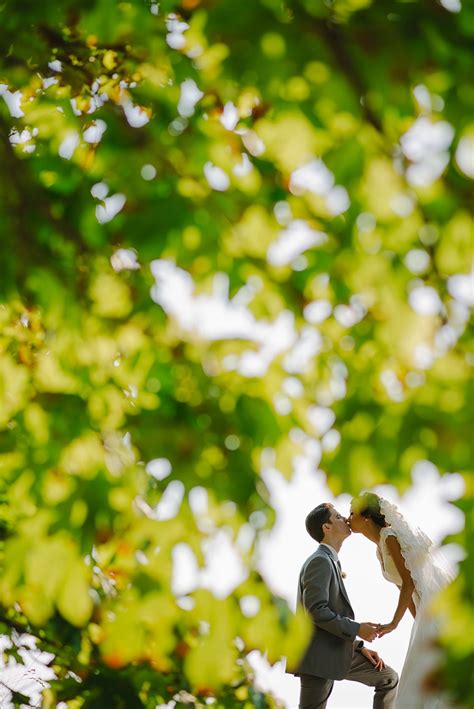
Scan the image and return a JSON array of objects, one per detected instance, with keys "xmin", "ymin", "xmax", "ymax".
[
  {"xmin": 376, "ymin": 621, "xmax": 398, "ymax": 638},
  {"xmin": 358, "ymin": 619, "xmax": 399, "ymax": 642},
  {"xmin": 358, "ymin": 622, "xmax": 379, "ymax": 642}
]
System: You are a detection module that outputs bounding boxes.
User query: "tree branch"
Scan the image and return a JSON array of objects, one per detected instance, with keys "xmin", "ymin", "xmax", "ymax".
[{"xmin": 315, "ymin": 20, "xmax": 384, "ymax": 135}]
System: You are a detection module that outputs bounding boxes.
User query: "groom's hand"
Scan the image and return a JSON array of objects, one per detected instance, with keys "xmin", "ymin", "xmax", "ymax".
[
  {"xmin": 360, "ymin": 647, "xmax": 385, "ymax": 671},
  {"xmin": 358, "ymin": 622, "xmax": 379, "ymax": 642}
]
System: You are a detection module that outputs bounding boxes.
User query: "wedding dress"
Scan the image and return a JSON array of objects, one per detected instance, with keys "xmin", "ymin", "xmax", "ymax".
[{"xmin": 376, "ymin": 501, "xmax": 454, "ymax": 709}]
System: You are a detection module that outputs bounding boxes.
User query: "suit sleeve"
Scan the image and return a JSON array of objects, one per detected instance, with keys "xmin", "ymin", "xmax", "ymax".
[{"xmin": 301, "ymin": 556, "xmax": 360, "ymax": 640}]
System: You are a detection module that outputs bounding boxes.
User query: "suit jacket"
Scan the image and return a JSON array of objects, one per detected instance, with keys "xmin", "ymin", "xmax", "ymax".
[{"xmin": 292, "ymin": 544, "xmax": 361, "ymax": 680}]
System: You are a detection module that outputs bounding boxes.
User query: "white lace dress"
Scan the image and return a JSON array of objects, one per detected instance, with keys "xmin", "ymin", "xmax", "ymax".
[{"xmin": 377, "ymin": 527, "xmax": 453, "ymax": 709}]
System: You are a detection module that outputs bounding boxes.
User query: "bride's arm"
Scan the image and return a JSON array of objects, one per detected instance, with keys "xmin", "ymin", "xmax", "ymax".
[{"xmin": 378, "ymin": 535, "xmax": 415, "ymax": 637}]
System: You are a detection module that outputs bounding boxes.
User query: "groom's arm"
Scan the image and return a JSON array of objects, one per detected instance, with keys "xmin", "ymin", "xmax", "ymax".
[{"xmin": 301, "ymin": 556, "xmax": 360, "ymax": 640}]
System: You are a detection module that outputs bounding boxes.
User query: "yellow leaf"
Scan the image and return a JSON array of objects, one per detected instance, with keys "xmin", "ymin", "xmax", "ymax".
[
  {"xmin": 35, "ymin": 351, "xmax": 81, "ymax": 394},
  {"xmin": 24, "ymin": 403, "xmax": 49, "ymax": 445},
  {"xmin": 184, "ymin": 633, "xmax": 238, "ymax": 691},
  {"xmin": 0, "ymin": 354, "xmax": 30, "ymax": 428},
  {"xmin": 57, "ymin": 561, "xmax": 93, "ymax": 627},
  {"xmin": 19, "ymin": 587, "xmax": 54, "ymax": 626},
  {"xmin": 25, "ymin": 537, "xmax": 74, "ymax": 599},
  {"xmin": 436, "ymin": 211, "xmax": 473, "ymax": 275},
  {"xmin": 229, "ymin": 205, "xmax": 277, "ymax": 258},
  {"xmin": 0, "ymin": 451, "xmax": 24, "ymax": 475},
  {"xmin": 89, "ymin": 273, "xmax": 132, "ymax": 319},
  {"xmin": 60, "ymin": 432, "xmax": 105, "ymax": 478},
  {"xmin": 103, "ymin": 50, "xmax": 117, "ymax": 70},
  {"xmin": 257, "ymin": 112, "xmax": 323, "ymax": 172},
  {"xmin": 100, "ymin": 600, "xmax": 146, "ymax": 666}
]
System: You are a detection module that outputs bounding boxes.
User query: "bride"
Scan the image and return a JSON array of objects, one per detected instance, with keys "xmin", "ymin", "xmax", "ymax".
[{"xmin": 349, "ymin": 492, "xmax": 453, "ymax": 709}]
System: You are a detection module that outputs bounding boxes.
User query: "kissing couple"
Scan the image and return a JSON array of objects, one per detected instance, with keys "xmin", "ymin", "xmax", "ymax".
[{"xmin": 290, "ymin": 492, "xmax": 452, "ymax": 708}]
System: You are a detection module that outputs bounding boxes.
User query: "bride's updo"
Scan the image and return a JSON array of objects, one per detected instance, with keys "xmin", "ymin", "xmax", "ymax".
[{"xmin": 352, "ymin": 492, "xmax": 387, "ymax": 528}]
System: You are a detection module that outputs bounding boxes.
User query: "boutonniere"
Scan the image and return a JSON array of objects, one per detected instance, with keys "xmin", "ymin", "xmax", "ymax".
[{"xmin": 341, "ymin": 571, "xmax": 347, "ymax": 579}]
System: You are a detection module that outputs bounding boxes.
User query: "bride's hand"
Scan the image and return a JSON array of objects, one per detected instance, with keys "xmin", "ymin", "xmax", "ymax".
[{"xmin": 377, "ymin": 621, "xmax": 398, "ymax": 637}]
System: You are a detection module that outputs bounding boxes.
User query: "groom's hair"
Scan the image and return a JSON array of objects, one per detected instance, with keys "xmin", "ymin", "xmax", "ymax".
[{"xmin": 306, "ymin": 503, "xmax": 333, "ymax": 542}]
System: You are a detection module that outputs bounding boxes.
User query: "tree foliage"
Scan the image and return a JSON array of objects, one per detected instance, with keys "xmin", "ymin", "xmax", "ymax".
[{"xmin": 0, "ymin": 0, "xmax": 472, "ymax": 706}]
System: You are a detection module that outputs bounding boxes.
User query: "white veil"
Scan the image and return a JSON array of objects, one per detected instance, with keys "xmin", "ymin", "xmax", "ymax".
[{"xmin": 379, "ymin": 497, "xmax": 454, "ymax": 603}]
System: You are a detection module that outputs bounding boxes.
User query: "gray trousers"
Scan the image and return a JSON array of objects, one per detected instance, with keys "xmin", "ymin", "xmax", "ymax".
[{"xmin": 299, "ymin": 651, "xmax": 398, "ymax": 709}]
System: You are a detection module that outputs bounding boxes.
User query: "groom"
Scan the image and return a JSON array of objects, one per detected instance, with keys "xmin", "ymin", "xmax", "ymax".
[{"xmin": 291, "ymin": 503, "xmax": 398, "ymax": 708}]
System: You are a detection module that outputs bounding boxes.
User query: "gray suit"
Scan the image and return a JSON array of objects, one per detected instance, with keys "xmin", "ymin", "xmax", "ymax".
[{"xmin": 291, "ymin": 544, "xmax": 398, "ymax": 708}]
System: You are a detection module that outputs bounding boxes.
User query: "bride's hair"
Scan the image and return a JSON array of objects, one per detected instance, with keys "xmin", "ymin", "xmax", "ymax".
[{"xmin": 352, "ymin": 492, "xmax": 387, "ymax": 528}]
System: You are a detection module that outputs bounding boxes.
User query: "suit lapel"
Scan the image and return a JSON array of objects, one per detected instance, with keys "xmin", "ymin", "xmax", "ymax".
[
  {"xmin": 319, "ymin": 546, "xmax": 353, "ymax": 609},
  {"xmin": 330, "ymin": 556, "xmax": 352, "ymax": 608}
]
